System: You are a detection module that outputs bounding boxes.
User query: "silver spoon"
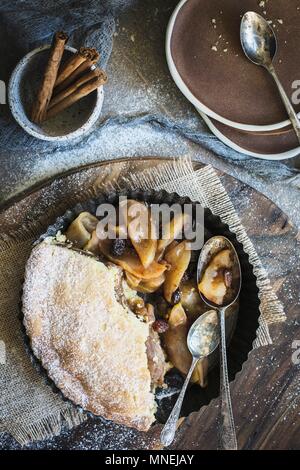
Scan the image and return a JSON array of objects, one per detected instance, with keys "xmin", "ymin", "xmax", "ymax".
[
  {"xmin": 160, "ymin": 310, "xmax": 219, "ymax": 447},
  {"xmin": 240, "ymin": 11, "xmax": 300, "ymax": 143},
  {"xmin": 197, "ymin": 236, "xmax": 241, "ymax": 450}
]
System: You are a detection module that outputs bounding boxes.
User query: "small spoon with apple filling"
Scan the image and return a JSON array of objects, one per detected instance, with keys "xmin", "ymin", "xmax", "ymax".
[
  {"xmin": 160, "ymin": 309, "xmax": 219, "ymax": 447},
  {"xmin": 197, "ymin": 236, "xmax": 242, "ymax": 450}
]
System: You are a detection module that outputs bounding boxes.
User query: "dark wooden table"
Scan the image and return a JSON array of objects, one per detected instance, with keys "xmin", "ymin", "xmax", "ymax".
[{"xmin": 0, "ymin": 158, "xmax": 299, "ymax": 450}]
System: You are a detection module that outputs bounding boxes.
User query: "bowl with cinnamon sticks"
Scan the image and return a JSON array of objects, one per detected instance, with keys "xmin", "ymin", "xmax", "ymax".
[{"xmin": 8, "ymin": 31, "xmax": 107, "ymax": 141}]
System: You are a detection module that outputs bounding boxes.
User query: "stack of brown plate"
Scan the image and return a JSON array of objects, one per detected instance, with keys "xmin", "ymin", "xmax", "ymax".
[{"xmin": 166, "ymin": 0, "xmax": 300, "ymax": 160}]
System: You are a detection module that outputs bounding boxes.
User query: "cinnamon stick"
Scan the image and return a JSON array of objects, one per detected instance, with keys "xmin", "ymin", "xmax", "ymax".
[
  {"xmin": 45, "ymin": 72, "xmax": 107, "ymax": 120},
  {"xmin": 31, "ymin": 31, "xmax": 68, "ymax": 124},
  {"xmin": 54, "ymin": 47, "xmax": 99, "ymax": 88},
  {"xmin": 49, "ymin": 69, "xmax": 105, "ymax": 109},
  {"xmin": 54, "ymin": 50, "xmax": 100, "ymax": 94}
]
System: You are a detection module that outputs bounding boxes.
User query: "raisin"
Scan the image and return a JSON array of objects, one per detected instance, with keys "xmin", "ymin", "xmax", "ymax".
[
  {"xmin": 171, "ymin": 288, "xmax": 181, "ymax": 305},
  {"xmin": 110, "ymin": 238, "xmax": 126, "ymax": 257},
  {"xmin": 152, "ymin": 319, "xmax": 169, "ymax": 334},
  {"xmin": 224, "ymin": 269, "xmax": 233, "ymax": 288}
]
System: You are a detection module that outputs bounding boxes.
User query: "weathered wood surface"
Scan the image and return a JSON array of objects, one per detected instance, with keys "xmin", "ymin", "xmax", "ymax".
[{"xmin": 0, "ymin": 158, "xmax": 299, "ymax": 450}]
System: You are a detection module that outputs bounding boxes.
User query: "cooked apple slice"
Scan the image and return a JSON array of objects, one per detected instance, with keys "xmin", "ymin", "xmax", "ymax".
[
  {"xmin": 125, "ymin": 271, "xmax": 165, "ymax": 293},
  {"xmin": 98, "ymin": 238, "xmax": 167, "ymax": 280},
  {"xmin": 137, "ymin": 274, "xmax": 166, "ymax": 294},
  {"xmin": 164, "ymin": 240, "xmax": 178, "ymax": 255},
  {"xmin": 168, "ymin": 303, "xmax": 187, "ymax": 328},
  {"xmin": 125, "ymin": 271, "xmax": 141, "ymax": 288},
  {"xmin": 157, "ymin": 212, "xmax": 190, "ymax": 255},
  {"xmin": 163, "ymin": 240, "xmax": 191, "ymax": 303},
  {"xmin": 163, "ymin": 321, "xmax": 208, "ymax": 387},
  {"xmin": 119, "ymin": 199, "xmax": 157, "ymax": 269},
  {"xmin": 192, "ymin": 359, "xmax": 209, "ymax": 387},
  {"xmin": 83, "ymin": 230, "xmax": 100, "ymax": 255},
  {"xmin": 180, "ymin": 279, "xmax": 208, "ymax": 321},
  {"xmin": 65, "ymin": 212, "xmax": 98, "ymax": 248},
  {"xmin": 198, "ymin": 249, "xmax": 233, "ymax": 306}
]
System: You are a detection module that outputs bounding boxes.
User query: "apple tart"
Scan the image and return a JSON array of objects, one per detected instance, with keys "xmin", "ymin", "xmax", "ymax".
[
  {"xmin": 23, "ymin": 240, "xmax": 168, "ymax": 431},
  {"xmin": 22, "ymin": 196, "xmax": 241, "ymax": 431}
]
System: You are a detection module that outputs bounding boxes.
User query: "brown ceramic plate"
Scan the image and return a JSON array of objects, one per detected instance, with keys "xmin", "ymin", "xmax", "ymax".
[
  {"xmin": 200, "ymin": 111, "xmax": 300, "ymax": 159},
  {"xmin": 167, "ymin": 0, "xmax": 300, "ymax": 131}
]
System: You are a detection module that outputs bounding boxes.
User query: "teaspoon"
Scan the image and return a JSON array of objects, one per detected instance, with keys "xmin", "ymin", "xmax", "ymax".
[
  {"xmin": 197, "ymin": 236, "xmax": 241, "ymax": 450},
  {"xmin": 240, "ymin": 11, "xmax": 300, "ymax": 143},
  {"xmin": 160, "ymin": 309, "xmax": 219, "ymax": 447}
]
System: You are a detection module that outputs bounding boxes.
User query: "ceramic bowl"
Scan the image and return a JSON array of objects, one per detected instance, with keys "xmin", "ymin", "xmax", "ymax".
[{"xmin": 8, "ymin": 45, "xmax": 104, "ymax": 142}]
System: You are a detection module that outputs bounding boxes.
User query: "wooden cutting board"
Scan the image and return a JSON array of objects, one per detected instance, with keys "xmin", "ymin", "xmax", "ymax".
[{"xmin": 0, "ymin": 158, "xmax": 299, "ymax": 450}]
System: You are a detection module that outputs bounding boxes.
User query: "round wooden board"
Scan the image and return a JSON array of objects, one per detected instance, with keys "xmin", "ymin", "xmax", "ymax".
[{"xmin": 0, "ymin": 157, "xmax": 299, "ymax": 450}]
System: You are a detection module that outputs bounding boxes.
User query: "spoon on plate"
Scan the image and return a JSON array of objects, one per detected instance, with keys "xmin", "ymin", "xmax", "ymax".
[
  {"xmin": 160, "ymin": 309, "xmax": 219, "ymax": 447},
  {"xmin": 240, "ymin": 11, "xmax": 300, "ymax": 143},
  {"xmin": 197, "ymin": 236, "xmax": 241, "ymax": 450}
]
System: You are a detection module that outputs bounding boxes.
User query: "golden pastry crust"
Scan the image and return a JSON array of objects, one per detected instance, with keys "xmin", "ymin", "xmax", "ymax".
[{"xmin": 22, "ymin": 242, "xmax": 157, "ymax": 431}]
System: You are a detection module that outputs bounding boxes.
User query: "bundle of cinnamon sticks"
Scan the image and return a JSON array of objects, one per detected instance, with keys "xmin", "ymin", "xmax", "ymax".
[{"xmin": 31, "ymin": 32, "xmax": 107, "ymax": 124}]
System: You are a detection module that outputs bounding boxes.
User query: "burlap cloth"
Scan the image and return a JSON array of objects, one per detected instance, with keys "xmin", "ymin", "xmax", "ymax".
[{"xmin": 0, "ymin": 158, "xmax": 286, "ymax": 445}]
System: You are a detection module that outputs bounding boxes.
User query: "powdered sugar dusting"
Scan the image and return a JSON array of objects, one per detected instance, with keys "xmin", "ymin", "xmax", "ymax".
[{"xmin": 22, "ymin": 242, "xmax": 157, "ymax": 431}]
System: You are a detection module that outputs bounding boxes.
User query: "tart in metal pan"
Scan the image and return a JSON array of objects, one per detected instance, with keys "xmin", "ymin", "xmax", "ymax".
[{"xmin": 21, "ymin": 189, "xmax": 260, "ymax": 430}]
